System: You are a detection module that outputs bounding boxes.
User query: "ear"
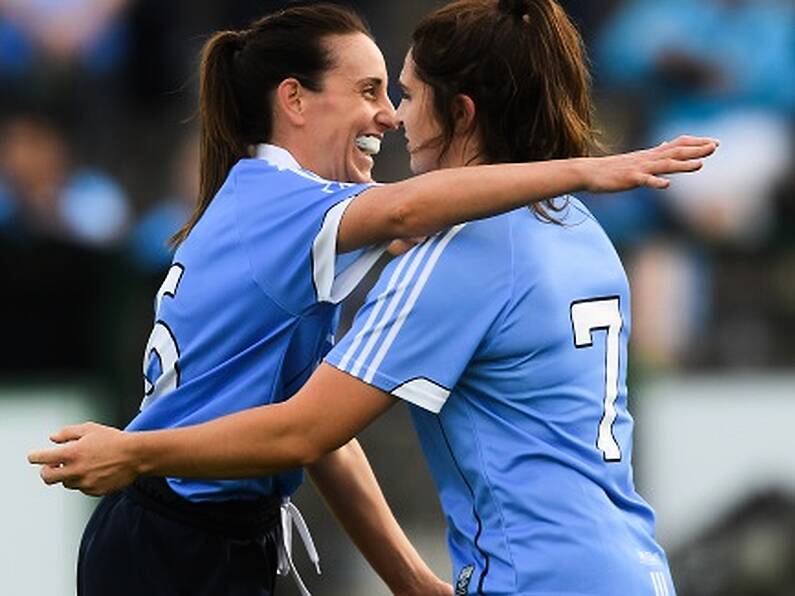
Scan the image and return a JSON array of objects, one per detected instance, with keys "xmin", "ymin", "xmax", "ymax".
[
  {"xmin": 275, "ymin": 78, "xmax": 306, "ymax": 126},
  {"xmin": 452, "ymin": 94, "xmax": 477, "ymax": 135}
]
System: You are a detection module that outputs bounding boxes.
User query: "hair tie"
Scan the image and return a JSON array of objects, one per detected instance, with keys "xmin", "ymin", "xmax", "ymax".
[{"xmin": 235, "ymin": 30, "xmax": 250, "ymax": 51}]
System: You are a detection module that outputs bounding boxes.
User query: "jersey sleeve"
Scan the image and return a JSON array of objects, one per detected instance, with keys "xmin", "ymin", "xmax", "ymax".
[
  {"xmin": 232, "ymin": 162, "xmax": 387, "ymax": 314},
  {"xmin": 325, "ymin": 220, "xmax": 513, "ymax": 413}
]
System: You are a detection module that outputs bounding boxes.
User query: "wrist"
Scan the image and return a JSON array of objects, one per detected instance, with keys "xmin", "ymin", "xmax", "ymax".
[
  {"xmin": 570, "ymin": 157, "xmax": 592, "ymax": 192},
  {"xmin": 123, "ymin": 431, "xmax": 151, "ymax": 477}
]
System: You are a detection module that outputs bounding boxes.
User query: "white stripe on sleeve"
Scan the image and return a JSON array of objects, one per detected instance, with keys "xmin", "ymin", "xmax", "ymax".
[
  {"xmin": 392, "ymin": 378, "xmax": 450, "ymax": 413},
  {"xmin": 337, "ymin": 242, "xmax": 418, "ymax": 371},
  {"xmin": 311, "ymin": 196, "xmax": 387, "ymax": 304},
  {"xmin": 363, "ymin": 224, "xmax": 465, "ymax": 383},
  {"xmin": 348, "ymin": 235, "xmax": 438, "ymax": 377}
]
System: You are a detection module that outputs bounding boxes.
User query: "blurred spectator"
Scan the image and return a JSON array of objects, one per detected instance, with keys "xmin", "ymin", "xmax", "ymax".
[
  {"xmin": 0, "ymin": 0, "xmax": 131, "ymax": 74},
  {"xmin": 593, "ymin": 0, "xmax": 795, "ymax": 368},
  {"xmin": 597, "ymin": 0, "xmax": 795, "ymax": 245},
  {"xmin": 0, "ymin": 113, "xmax": 131, "ymax": 247},
  {"xmin": 127, "ymin": 130, "xmax": 196, "ymax": 272}
]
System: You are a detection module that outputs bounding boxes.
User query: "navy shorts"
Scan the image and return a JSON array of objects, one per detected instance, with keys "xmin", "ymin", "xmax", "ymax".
[{"xmin": 77, "ymin": 477, "xmax": 281, "ymax": 596}]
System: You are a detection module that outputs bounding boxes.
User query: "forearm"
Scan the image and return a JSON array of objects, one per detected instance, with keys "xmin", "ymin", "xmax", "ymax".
[
  {"xmin": 131, "ymin": 402, "xmax": 314, "ymax": 479},
  {"xmin": 339, "ymin": 159, "xmax": 587, "ymax": 251},
  {"xmin": 131, "ymin": 366, "xmax": 393, "ymax": 480},
  {"xmin": 308, "ymin": 440, "xmax": 439, "ymax": 595}
]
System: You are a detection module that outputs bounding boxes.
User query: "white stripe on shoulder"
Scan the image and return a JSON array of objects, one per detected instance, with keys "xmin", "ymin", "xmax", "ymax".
[
  {"xmin": 392, "ymin": 378, "xmax": 450, "ymax": 414},
  {"xmin": 364, "ymin": 224, "xmax": 465, "ymax": 383},
  {"xmin": 347, "ymin": 236, "xmax": 437, "ymax": 377},
  {"xmin": 312, "ymin": 198, "xmax": 352, "ymax": 303},
  {"xmin": 337, "ymin": 241, "xmax": 421, "ymax": 371}
]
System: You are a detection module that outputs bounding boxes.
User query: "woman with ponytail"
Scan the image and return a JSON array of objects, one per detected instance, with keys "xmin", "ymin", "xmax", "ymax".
[{"xmin": 32, "ymin": 2, "xmax": 710, "ymax": 594}]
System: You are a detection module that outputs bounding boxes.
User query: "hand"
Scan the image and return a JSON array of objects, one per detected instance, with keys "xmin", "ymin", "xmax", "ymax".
[
  {"xmin": 27, "ymin": 422, "xmax": 140, "ymax": 496},
  {"xmin": 387, "ymin": 237, "xmax": 427, "ymax": 256},
  {"xmin": 584, "ymin": 135, "xmax": 719, "ymax": 193}
]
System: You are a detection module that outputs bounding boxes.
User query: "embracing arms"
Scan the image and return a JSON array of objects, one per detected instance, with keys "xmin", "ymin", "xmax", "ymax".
[
  {"xmin": 336, "ymin": 135, "xmax": 718, "ymax": 252},
  {"xmin": 29, "ymin": 365, "xmax": 390, "ymax": 490},
  {"xmin": 28, "ymin": 367, "xmax": 449, "ymax": 595}
]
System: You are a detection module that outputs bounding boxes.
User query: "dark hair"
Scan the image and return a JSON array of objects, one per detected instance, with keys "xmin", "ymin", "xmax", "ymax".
[
  {"xmin": 171, "ymin": 3, "xmax": 370, "ymax": 246},
  {"xmin": 410, "ymin": 0, "xmax": 598, "ymax": 220}
]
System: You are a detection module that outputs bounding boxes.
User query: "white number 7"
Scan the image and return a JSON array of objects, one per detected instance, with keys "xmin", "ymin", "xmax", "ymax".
[{"xmin": 570, "ymin": 297, "xmax": 623, "ymax": 462}]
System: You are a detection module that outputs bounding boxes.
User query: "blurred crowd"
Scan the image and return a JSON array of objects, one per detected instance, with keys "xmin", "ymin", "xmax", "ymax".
[{"xmin": 1, "ymin": 1, "xmax": 794, "ymax": 593}]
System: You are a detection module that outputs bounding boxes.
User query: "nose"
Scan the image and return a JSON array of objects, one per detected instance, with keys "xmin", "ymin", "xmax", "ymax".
[
  {"xmin": 376, "ymin": 96, "xmax": 399, "ymax": 131},
  {"xmin": 395, "ymin": 99, "xmax": 406, "ymax": 129}
]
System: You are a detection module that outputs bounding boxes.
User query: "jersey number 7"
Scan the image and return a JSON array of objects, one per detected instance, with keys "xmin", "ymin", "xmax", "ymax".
[{"xmin": 570, "ymin": 296, "xmax": 623, "ymax": 462}]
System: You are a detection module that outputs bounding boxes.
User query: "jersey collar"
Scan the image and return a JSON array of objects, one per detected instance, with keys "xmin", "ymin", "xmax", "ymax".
[{"xmin": 254, "ymin": 143, "xmax": 302, "ymax": 172}]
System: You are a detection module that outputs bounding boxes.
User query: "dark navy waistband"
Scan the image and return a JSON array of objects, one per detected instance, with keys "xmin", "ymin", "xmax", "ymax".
[{"xmin": 128, "ymin": 476, "xmax": 281, "ymax": 540}]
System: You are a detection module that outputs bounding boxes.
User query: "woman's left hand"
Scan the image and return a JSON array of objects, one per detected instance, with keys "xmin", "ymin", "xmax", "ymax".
[{"xmin": 28, "ymin": 422, "xmax": 140, "ymax": 496}]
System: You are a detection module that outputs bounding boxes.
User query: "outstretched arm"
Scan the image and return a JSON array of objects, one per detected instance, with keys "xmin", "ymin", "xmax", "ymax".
[{"xmin": 336, "ymin": 135, "xmax": 718, "ymax": 252}]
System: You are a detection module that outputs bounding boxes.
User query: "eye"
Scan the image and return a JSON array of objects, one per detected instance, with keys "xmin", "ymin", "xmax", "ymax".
[
  {"xmin": 399, "ymin": 88, "xmax": 411, "ymax": 101},
  {"xmin": 362, "ymin": 86, "xmax": 377, "ymax": 100}
]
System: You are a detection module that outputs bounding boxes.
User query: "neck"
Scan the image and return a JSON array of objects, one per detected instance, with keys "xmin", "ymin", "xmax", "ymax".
[{"xmin": 442, "ymin": 134, "xmax": 484, "ymax": 169}]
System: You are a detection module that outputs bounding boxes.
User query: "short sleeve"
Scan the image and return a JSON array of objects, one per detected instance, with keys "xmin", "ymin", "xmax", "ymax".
[
  {"xmin": 232, "ymin": 161, "xmax": 386, "ymax": 314},
  {"xmin": 325, "ymin": 220, "xmax": 513, "ymax": 413}
]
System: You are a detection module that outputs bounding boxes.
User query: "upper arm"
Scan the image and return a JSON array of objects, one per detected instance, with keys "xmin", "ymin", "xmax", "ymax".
[
  {"xmin": 336, "ymin": 184, "xmax": 408, "ymax": 253},
  {"xmin": 284, "ymin": 363, "xmax": 396, "ymax": 461}
]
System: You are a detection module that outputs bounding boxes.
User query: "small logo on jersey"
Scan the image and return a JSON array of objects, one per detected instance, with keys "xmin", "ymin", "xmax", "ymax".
[
  {"xmin": 638, "ymin": 550, "xmax": 663, "ymax": 566},
  {"xmin": 455, "ymin": 564, "xmax": 475, "ymax": 595}
]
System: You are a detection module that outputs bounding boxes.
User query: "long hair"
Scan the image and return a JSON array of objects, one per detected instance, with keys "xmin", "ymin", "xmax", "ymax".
[
  {"xmin": 410, "ymin": 0, "xmax": 598, "ymax": 220},
  {"xmin": 170, "ymin": 4, "xmax": 370, "ymax": 246}
]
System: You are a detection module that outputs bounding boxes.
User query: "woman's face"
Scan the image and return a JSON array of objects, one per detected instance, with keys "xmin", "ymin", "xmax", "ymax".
[
  {"xmin": 301, "ymin": 33, "xmax": 397, "ymax": 183},
  {"xmin": 396, "ymin": 52, "xmax": 444, "ymax": 175}
]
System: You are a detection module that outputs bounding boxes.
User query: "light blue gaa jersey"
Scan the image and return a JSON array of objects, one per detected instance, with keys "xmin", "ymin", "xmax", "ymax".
[
  {"xmin": 128, "ymin": 144, "xmax": 384, "ymax": 502},
  {"xmin": 326, "ymin": 198, "xmax": 676, "ymax": 596}
]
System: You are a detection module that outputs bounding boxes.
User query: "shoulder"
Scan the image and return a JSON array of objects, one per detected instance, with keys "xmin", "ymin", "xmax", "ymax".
[{"xmin": 375, "ymin": 219, "xmax": 514, "ymax": 303}]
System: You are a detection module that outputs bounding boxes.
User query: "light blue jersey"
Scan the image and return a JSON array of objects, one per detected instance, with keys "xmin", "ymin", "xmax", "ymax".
[
  {"xmin": 326, "ymin": 198, "xmax": 675, "ymax": 596},
  {"xmin": 129, "ymin": 144, "xmax": 384, "ymax": 502}
]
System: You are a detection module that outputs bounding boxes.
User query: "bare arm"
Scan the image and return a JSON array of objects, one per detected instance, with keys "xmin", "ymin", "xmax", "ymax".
[
  {"xmin": 336, "ymin": 135, "xmax": 718, "ymax": 252},
  {"xmin": 308, "ymin": 441, "xmax": 451, "ymax": 596},
  {"xmin": 29, "ymin": 364, "xmax": 393, "ymax": 492},
  {"xmin": 29, "ymin": 368, "xmax": 450, "ymax": 595}
]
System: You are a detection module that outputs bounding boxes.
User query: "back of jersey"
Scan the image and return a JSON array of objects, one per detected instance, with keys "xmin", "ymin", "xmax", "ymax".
[{"xmin": 328, "ymin": 198, "xmax": 675, "ymax": 595}]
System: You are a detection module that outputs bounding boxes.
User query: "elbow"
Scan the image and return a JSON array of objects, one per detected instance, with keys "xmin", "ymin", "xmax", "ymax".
[
  {"xmin": 285, "ymin": 432, "xmax": 327, "ymax": 468},
  {"xmin": 386, "ymin": 190, "xmax": 424, "ymax": 239}
]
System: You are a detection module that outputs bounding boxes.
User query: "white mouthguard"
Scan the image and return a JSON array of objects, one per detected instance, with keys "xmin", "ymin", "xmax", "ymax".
[{"xmin": 355, "ymin": 135, "xmax": 381, "ymax": 156}]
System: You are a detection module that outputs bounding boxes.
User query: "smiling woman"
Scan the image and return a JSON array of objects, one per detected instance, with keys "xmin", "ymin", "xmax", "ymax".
[{"xmin": 27, "ymin": 2, "xmax": 719, "ymax": 596}]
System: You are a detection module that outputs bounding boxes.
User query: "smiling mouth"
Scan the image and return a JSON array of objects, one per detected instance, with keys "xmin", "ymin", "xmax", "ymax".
[{"xmin": 355, "ymin": 135, "xmax": 381, "ymax": 157}]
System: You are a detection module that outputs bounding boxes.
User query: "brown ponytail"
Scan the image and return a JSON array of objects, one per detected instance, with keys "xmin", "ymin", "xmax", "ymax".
[
  {"xmin": 411, "ymin": 0, "xmax": 599, "ymax": 220},
  {"xmin": 170, "ymin": 4, "xmax": 370, "ymax": 246}
]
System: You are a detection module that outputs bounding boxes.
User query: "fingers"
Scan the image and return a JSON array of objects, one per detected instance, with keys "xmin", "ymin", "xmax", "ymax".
[
  {"xmin": 641, "ymin": 174, "xmax": 670, "ymax": 190},
  {"xmin": 40, "ymin": 462, "xmax": 71, "ymax": 485},
  {"xmin": 49, "ymin": 422, "xmax": 93, "ymax": 444},
  {"xmin": 665, "ymin": 143, "xmax": 717, "ymax": 160},
  {"xmin": 654, "ymin": 158, "xmax": 704, "ymax": 175},
  {"xmin": 661, "ymin": 135, "xmax": 720, "ymax": 148},
  {"xmin": 28, "ymin": 444, "xmax": 72, "ymax": 466}
]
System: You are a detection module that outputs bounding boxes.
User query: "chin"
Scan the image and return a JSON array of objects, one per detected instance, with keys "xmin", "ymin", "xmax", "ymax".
[{"xmin": 349, "ymin": 162, "xmax": 374, "ymax": 183}]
